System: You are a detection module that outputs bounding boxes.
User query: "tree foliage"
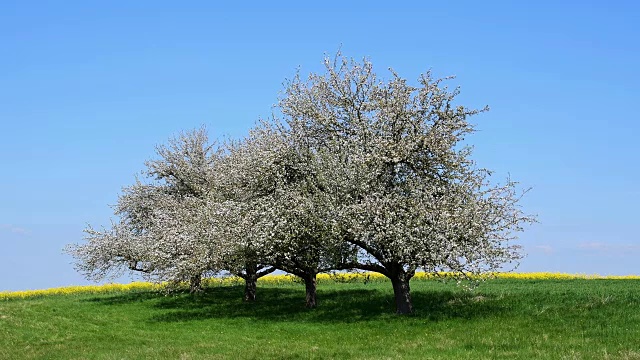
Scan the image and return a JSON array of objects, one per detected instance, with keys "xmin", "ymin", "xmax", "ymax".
[
  {"xmin": 67, "ymin": 53, "xmax": 534, "ymax": 313},
  {"xmin": 67, "ymin": 128, "xmax": 227, "ymax": 293},
  {"xmin": 278, "ymin": 53, "xmax": 535, "ymax": 312}
]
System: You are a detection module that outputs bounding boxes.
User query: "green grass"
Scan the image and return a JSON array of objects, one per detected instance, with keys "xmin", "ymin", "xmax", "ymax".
[{"xmin": 2, "ymin": 279, "xmax": 640, "ymax": 359}]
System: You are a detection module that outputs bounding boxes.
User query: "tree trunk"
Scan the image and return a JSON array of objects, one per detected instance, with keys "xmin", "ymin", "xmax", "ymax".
[
  {"xmin": 304, "ymin": 273, "xmax": 318, "ymax": 309},
  {"xmin": 244, "ymin": 275, "xmax": 257, "ymax": 302},
  {"xmin": 243, "ymin": 262, "xmax": 258, "ymax": 302},
  {"xmin": 390, "ymin": 271, "xmax": 413, "ymax": 314},
  {"xmin": 189, "ymin": 274, "xmax": 202, "ymax": 294}
]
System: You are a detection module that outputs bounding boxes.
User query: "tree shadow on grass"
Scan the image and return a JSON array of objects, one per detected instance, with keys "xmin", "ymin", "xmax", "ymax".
[
  {"xmin": 84, "ymin": 290, "xmax": 163, "ymax": 305},
  {"xmin": 86, "ymin": 285, "xmax": 510, "ymax": 323}
]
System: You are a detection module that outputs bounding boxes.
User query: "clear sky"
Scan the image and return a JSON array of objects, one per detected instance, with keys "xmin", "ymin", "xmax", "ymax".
[{"xmin": 1, "ymin": 1, "xmax": 639, "ymax": 291}]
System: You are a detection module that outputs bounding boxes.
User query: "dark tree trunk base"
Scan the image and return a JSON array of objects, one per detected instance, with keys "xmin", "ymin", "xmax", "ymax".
[
  {"xmin": 390, "ymin": 272, "xmax": 413, "ymax": 314},
  {"xmin": 189, "ymin": 274, "xmax": 202, "ymax": 294},
  {"xmin": 237, "ymin": 263, "xmax": 276, "ymax": 302},
  {"xmin": 244, "ymin": 276, "xmax": 257, "ymax": 302},
  {"xmin": 304, "ymin": 274, "xmax": 317, "ymax": 309}
]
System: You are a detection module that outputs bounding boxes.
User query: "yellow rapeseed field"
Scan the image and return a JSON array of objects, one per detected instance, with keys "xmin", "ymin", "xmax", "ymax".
[{"xmin": 2, "ymin": 272, "xmax": 638, "ymax": 300}]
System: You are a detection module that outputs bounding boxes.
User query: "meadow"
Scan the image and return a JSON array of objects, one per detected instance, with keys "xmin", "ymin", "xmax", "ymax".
[{"xmin": 1, "ymin": 273, "xmax": 640, "ymax": 359}]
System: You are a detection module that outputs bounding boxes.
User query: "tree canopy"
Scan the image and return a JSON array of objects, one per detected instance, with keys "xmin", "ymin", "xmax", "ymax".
[{"xmin": 67, "ymin": 53, "xmax": 534, "ymax": 314}]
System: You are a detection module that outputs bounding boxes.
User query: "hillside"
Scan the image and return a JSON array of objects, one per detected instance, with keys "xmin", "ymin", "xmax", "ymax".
[{"xmin": 2, "ymin": 276, "xmax": 640, "ymax": 359}]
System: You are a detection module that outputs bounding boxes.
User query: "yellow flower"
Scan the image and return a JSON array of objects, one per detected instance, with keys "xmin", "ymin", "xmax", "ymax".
[{"xmin": 2, "ymin": 272, "xmax": 639, "ymax": 300}]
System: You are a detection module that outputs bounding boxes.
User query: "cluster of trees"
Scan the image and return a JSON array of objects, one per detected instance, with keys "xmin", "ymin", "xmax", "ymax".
[{"xmin": 67, "ymin": 54, "xmax": 534, "ymax": 314}]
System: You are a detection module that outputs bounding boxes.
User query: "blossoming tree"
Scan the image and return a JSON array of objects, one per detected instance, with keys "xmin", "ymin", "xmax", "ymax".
[
  {"xmin": 68, "ymin": 53, "xmax": 534, "ymax": 314},
  {"xmin": 219, "ymin": 123, "xmax": 356, "ymax": 307},
  {"xmin": 67, "ymin": 128, "xmax": 228, "ymax": 293},
  {"xmin": 278, "ymin": 53, "xmax": 535, "ymax": 314}
]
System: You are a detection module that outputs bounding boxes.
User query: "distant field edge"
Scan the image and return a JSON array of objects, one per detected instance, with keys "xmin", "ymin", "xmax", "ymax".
[{"xmin": 2, "ymin": 271, "xmax": 639, "ymax": 300}]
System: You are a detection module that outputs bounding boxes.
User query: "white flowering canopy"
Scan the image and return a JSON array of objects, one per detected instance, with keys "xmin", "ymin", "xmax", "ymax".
[
  {"xmin": 277, "ymin": 53, "xmax": 534, "ymax": 280},
  {"xmin": 68, "ymin": 129, "xmax": 230, "ymax": 284},
  {"xmin": 215, "ymin": 122, "xmax": 355, "ymax": 278},
  {"xmin": 68, "ymin": 53, "xmax": 534, "ymax": 313}
]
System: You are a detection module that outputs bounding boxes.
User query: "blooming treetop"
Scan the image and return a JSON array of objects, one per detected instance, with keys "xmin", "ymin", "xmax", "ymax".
[{"xmin": 277, "ymin": 53, "xmax": 535, "ymax": 313}]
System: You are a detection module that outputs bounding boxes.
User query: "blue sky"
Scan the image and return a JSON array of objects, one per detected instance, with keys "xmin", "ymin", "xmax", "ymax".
[{"xmin": 1, "ymin": 1, "xmax": 639, "ymax": 291}]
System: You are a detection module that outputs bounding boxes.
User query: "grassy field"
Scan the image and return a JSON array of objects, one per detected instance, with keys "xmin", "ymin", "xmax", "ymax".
[{"xmin": 2, "ymin": 277, "xmax": 640, "ymax": 359}]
